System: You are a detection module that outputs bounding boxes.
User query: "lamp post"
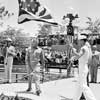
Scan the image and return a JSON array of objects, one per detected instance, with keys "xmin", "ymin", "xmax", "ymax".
[
  {"xmin": 63, "ymin": 13, "xmax": 79, "ymax": 36},
  {"xmin": 63, "ymin": 13, "xmax": 79, "ymax": 77}
]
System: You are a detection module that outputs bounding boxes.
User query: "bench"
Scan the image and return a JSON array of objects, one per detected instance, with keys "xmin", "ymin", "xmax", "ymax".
[{"xmin": 45, "ymin": 62, "xmax": 69, "ymax": 73}]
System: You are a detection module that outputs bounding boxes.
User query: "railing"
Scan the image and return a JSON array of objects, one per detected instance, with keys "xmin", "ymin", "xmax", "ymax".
[{"xmin": 0, "ymin": 64, "xmax": 27, "ymax": 83}]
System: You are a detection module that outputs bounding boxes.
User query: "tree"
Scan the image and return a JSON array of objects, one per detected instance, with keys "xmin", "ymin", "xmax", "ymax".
[
  {"xmin": 0, "ymin": 26, "xmax": 30, "ymax": 48},
  {"xmin": 0, "ymin": 3, "xmax": 14, "ymax": 32},
  {"xmin": 38, "ymin": 24, "xmax": 52, "ymax": 36},
  {"xmin": 86, "ymin": 17, "xmax": 100, "ymax": 34},
  {"xmin": 0, "ymin": 3, "xmax": 29, "ymax": 49},
  {"xmin": 86, "ymin": 17, "xmax": 100, "ymax": 45},
  {"xmin": 0, "ymin": 3, "xmax": 14, "ymax": 20}
]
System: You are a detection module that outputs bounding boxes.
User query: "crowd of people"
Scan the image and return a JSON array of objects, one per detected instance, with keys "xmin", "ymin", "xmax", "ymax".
[
  {"xmin": 13, "ymin": 49, "xmax": 26, "ymax": 65},
  {"xmin": 0, "ymin": 34, "xmax": 100, "ymax": 99},
  {"xmin": 44, "ymin": 49, "xmax": 68, "ymax": 64},
  {"xmin": 38, "ymin": 34, "xmax": 66, "ymax": 46}
]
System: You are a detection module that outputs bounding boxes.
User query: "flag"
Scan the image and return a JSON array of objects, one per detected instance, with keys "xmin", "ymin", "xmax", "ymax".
[{"xmin": 18, "ymin": 0, "xmax": 58, "ymax": 25}]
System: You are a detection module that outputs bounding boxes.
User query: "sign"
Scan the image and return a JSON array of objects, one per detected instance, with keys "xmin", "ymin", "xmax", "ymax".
[{"xmin": 67, "ymin": 24, "xmax": 74, "ymax": 36}]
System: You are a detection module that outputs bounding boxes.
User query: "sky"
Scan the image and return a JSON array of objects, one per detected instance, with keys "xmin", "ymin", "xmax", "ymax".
[{"xmin": 1, "ymin": 0, "xmax": 100, "ymax": 36}]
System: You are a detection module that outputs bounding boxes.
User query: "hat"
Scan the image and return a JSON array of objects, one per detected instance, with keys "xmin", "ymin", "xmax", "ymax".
[
  {"xmin": 5, "ymin": 38, "xmax": 12, "ymax": 42},
  {"xmin": 78, "ymin": 35, "xmax": 87, "ymax": 40}
]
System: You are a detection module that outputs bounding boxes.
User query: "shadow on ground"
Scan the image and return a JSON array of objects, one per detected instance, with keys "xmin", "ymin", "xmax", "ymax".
[
  {"xmin": 21, "ymin": 73, "xmax": 71, "ymax": 83},
  {"xmin": 0, "ymin": 93, "xmax": 33, "ymax": 100},
  {"xmin": 60, "ymin": 95, "xmax": 73, "ymax": 100},
  {"xmin": 16, "ymin": 90, "xmax": 37, "ymax": 96}
]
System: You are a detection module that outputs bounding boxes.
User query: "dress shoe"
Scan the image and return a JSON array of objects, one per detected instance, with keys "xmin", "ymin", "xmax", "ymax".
[
  {"xmin": 36, "ymin": 90, "xmax": 42, "ymax": 96},
  {"xmin": 3, "ymin": 81, "xmax": 11, "ymax": 84},
  {"xmin": 26, "ymin": 88, "xmax": 32, "ymax": 92},
  {"xmin": 80, "ymin": 93, "xmax": 85, "ymax": 100},
  {"xmin": 89, "ymin": 81, "xmax": 94, "ymax": 83}
]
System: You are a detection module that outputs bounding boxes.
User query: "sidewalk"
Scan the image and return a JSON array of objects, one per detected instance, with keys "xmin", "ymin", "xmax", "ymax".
[{"xmin": 0, "ymin": 77, "xmax": 100, "ymax": 100}]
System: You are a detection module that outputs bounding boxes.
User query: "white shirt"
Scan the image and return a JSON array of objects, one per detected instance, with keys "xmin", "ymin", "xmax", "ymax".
[
  {"xmin": 7, "ymin": 46, "xmax": 16, "ymax": 57},
  {"xmin": 79, "ymin": 45, "xmax": 89, "ymax": 74}
]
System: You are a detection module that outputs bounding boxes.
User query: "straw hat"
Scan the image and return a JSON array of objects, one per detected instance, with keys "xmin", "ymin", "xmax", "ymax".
[{"xmin": 5, "ymin": 38, "xmax": 12, "ymax": 42}]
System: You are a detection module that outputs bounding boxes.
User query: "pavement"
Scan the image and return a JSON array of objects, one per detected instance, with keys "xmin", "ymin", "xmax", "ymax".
[{"xmin": 0, "ymin": 68, "xmax": 100, "ymax": 100}]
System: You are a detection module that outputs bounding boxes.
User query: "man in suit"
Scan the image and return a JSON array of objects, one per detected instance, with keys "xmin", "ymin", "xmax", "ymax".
[
  {"xmin": 90, "ymin": 45, "xmax": 100, "ymax": 83},
  {"xmin": 3, "ymin": 38, "xmax": 16, "ymax": 83},
  {"xmin": 25, "ymin": 38, "xmax": 44, "ymax": 96}
]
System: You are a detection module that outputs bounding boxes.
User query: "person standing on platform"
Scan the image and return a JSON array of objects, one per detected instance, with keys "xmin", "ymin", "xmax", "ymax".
[
  {"xmin": 25, "ymin": 38, "xmax": 44, "ymax": 96},
  {"xmin": 69, "ymin": 35, "xmax": 96, "ymax": 100},
  {"xmin": 79, "ymin": 35, "xmax": 92, "ymax": 100},
  {"xmin": 3, "ymin": 38, "xmax": 16, "ymax": 83},
  {"xmin": 90, "ymin": 45, "xmax": 100, "ymax": 83},
  {"xmin": 81, "ymin": 34, "xmax": 92, "ymax": 86}
]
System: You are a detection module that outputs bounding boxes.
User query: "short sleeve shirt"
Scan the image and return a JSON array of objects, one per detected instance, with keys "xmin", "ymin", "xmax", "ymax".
[{"xmin": 79, "ymin": 45, "xmax": 90, "ymax": 72}]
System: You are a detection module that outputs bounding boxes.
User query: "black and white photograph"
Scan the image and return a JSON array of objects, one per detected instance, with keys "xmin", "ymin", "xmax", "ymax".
[{"xmin": 0, "ymin": 0, "xmax": 100, "ymax": 100}]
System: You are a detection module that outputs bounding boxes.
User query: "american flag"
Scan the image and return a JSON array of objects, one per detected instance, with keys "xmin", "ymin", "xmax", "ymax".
[{"xmin": 18, "ymin": 0, "xmax": 58, "ymax": 25}]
